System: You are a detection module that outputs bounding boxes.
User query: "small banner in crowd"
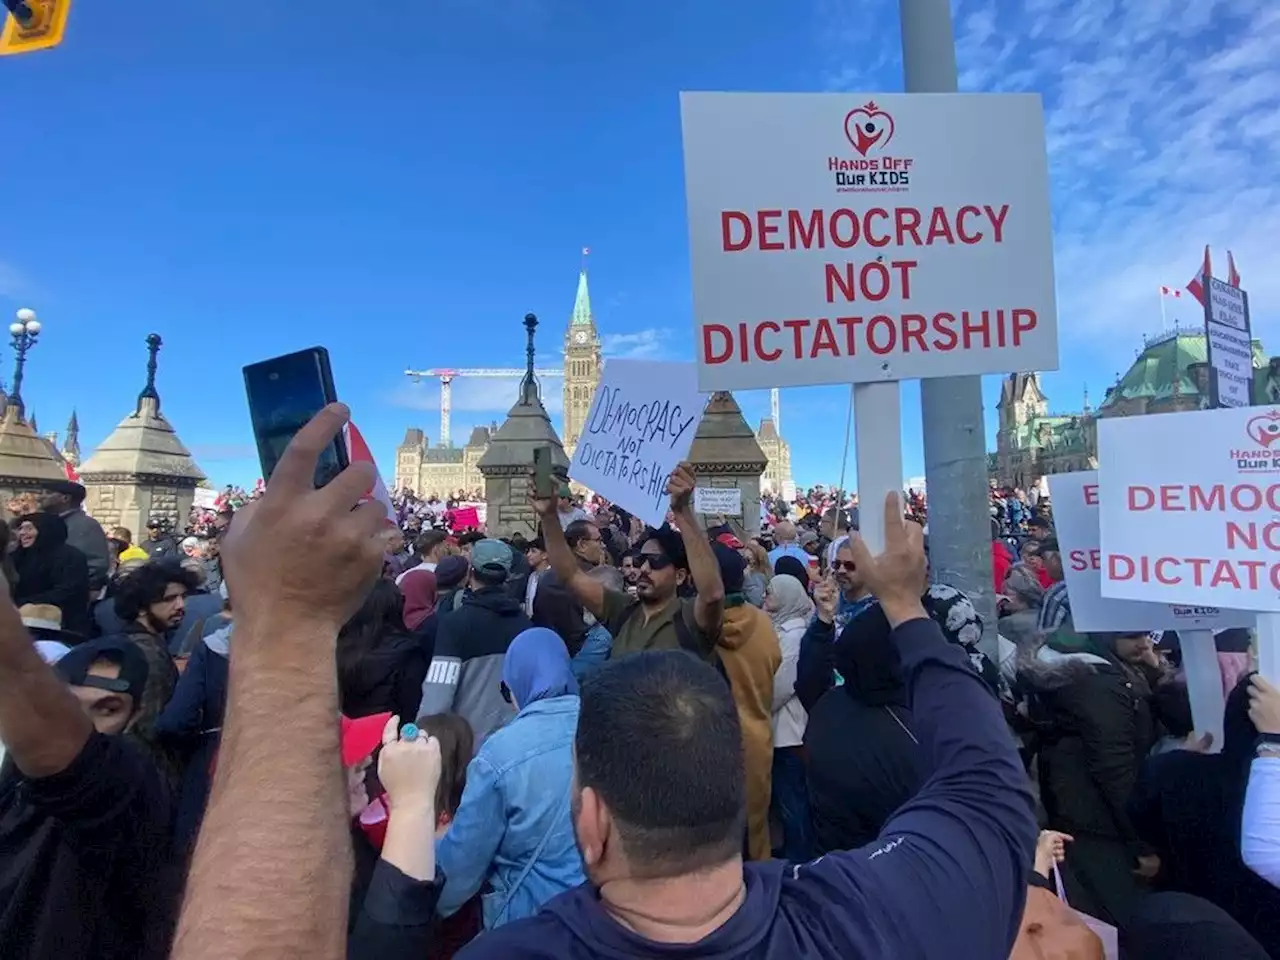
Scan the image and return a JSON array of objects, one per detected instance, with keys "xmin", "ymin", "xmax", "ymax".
[
  {"xmin": 694, "ymin": 486, "xmax": 742, "ymax": 516},
  {"xmin": 1049, "ymin": 470, "xmax": 1253, "ymax": 633},
  {"xmin": 569, "ymin": 359, "xmax": 704, "ymax": 528},
  {"xmin": 1098, "ymin": 406, "xmax": 1280, "ymax": 612}
]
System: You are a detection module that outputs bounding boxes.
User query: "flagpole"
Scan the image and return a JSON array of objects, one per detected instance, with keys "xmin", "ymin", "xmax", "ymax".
[{"xmin": 1159, "ymin": 288, "xmax": 1168, "ymax": 331}]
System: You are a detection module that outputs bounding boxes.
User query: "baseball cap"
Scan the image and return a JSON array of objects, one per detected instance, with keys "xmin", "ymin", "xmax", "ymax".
[
  {"xmin": 435, "ymin": 555, "xmax": 470, "ymax": 590},
  {"xmin": 471, "ymin": 539, "xmax": 513, "ymax": 579},
  {"xmin": 711, "ymin": 541, "xmax": 746, "ymax": 594},
  {"xmin": 525, "ymin": 537, "xmax": 546, "ymax": 552},
  {"xmin": 715, "ymin": 532, "xmax": 745, "ymax": 550},
  {"xmin": 798, "ymin": 530, "xmax": 819, "ymax": 547},
  {"xmin": 56, "ymin": 638, "xmax": 151, "ymax": 701},
  {"xmin": 341, "ymin": 712, "xmax": 392, "ymax": 767}
]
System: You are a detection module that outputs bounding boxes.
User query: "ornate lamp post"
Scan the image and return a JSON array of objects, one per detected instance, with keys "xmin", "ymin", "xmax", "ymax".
[{"xmin": 8, "ymin": 307, "xmax": 42, "ymax": 420}]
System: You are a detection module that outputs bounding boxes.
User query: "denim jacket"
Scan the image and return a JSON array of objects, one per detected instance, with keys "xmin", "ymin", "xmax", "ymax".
[{"xmin": 435, "ymin": 694, "xmax": 585, "ymax": 929}]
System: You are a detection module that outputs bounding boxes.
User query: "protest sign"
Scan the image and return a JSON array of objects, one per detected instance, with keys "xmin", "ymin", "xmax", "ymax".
[
  {"xmin": 679, "ymin": 92, "xmax": 1058, "ymax": 391},
  {"xmin": 694, "ymin": 486, "xmax": 742, "ymax": 516},
  {"xmin": 1099, "ymin": 407, "xmax": 1280, "ymax": 612},
  {"xmin": 1203, "ymin": 276, "xmax": 1253, "ymax": 409},
  {"xmin": 569, "ymin": 360, "xmax": 704, "ymax": 528},
  {"xmin": 1049, "ymin": 470, "xmax": 1254, "ymax": 632}
]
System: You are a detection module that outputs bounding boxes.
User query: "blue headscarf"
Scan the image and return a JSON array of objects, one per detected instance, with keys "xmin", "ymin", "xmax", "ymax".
[{"xmin": 502, "ymin": 627, "xmax": 579, "ymax": 709}]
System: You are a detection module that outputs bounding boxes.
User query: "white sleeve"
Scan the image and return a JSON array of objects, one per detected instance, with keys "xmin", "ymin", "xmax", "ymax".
[{"xmin": 1242, "ymin": 755, "xmax": 1280, "ymax": 888}]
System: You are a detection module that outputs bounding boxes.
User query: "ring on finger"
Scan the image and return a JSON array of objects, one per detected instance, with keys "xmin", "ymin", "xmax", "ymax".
[{"xmin": 400, "ymin": 723, "xmax": 420, "ymax": 742}]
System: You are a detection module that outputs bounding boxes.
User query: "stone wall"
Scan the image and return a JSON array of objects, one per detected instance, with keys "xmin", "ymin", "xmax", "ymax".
[
  {"xmin": 483, "ymin": 474, "xmax": 540, "ymax": 540},
  {"xmin": 83, "ymin": 478, "xmax": 196, "ymax": 538}
]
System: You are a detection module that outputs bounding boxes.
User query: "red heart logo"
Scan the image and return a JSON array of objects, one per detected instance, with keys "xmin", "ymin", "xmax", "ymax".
[
  {"xmin": 1247, "ymin": 411, "xmax": 1280, "ymax": 447},
  {"xmin": 844, "ymin": 105, "xmax": 895, "ymax": 157}
]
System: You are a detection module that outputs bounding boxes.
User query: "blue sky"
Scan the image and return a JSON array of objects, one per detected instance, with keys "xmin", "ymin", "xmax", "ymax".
[{"xmin": 0, "ymin": 0, "xmax": 1274, "ymax": 491}]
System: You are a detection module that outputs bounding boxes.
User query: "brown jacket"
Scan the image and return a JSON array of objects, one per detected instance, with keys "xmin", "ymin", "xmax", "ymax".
[{"xmin": 717, "ymin": 601, "xmax": 781, "ymax": 860}]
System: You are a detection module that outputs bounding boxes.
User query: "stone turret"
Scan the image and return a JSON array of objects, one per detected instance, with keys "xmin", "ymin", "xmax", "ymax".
[
  {"xmin": 687, "ymin": 392, "xmax": 767, "ymax": 537},
  {"xmin": 478, "ymin": 314, "xmax": 569, "ymax": 538},
  {"xmin": 0, "ymin": 405, "xmax": 69, "ymax": 516},
  {"xmin": 62, "ymin": 410, "xmax": 81, "ymax": 466},
  {"xmin": 80, "ymin": 334, "xmax": 207, "ymax": 535}
]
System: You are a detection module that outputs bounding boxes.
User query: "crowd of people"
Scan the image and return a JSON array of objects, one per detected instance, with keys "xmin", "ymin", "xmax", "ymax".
[{"xmin": 0, "ymin": 408, "xmax": 1278, "ymax": 958}]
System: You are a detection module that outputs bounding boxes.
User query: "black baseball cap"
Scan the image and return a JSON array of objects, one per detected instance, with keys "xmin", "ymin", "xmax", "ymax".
[{"xmin": 56, "ymin": 638, "xmax": 151, "ymax": 700}]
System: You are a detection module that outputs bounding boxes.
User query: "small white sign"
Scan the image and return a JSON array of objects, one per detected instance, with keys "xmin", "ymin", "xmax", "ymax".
[
  {"xmin": 694, "ymin": 486, "xmax": 742, "ymax": 515},
  {"xmin": 1048, "ymin": 470, "xmax": 1254, "ymax": 632},
  {"xmin": 569, "ymin": 360, "xmax": 705, "ymax": 529},
  {"xmin": 1205, "ymin": 278, "xmax": 1253, "ymax": 409},
  {"xmin": 680, "ymin": 91, "xmax": 1059, "ymax": 392},
  {"xmin": 1099, "ymin": 407, "xmax": 1280, "ymax": 612}
]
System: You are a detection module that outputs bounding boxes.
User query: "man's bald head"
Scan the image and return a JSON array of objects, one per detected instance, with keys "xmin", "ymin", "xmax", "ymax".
[{"xmin": 773, "ymin": 521, "xmax": 797, "ymax": 544}]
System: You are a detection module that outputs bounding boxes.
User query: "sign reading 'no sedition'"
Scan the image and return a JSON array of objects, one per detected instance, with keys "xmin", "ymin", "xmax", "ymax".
[{"xmin": 680, "ymin": 92, "xmax": 1060, "ymax": 392}]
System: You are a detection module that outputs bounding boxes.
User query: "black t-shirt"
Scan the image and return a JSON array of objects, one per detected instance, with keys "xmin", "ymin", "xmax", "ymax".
[{"xmin": 0, "ymin": 732, "xmax": 176, "ymax": 959}]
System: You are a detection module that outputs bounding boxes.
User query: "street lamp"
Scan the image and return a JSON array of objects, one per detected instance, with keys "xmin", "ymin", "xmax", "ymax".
[{"xmin": 8, "ymin": 307, "xmax": 41, "ymax": 420}]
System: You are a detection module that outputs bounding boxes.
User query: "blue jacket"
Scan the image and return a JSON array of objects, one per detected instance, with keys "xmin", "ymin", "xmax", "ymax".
[
  {"xmin": 436, "ymin": 693, "xmax": 585, "ymax": 929},
  {"xmin": 456, "ymin": 618, "xmax": 1037, "ymax": 959}
]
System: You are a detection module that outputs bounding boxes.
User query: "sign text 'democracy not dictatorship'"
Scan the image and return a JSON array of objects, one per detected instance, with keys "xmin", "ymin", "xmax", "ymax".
[{"xmin": 680, "ymin": 92, "xmax": 1059, "ymax": 392}]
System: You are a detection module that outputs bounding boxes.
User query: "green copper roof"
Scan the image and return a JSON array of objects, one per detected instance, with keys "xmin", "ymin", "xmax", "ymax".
[
  {"xmin": 570, "ymin": 270, "xmax": 594, "ymax": 327},
  {"xmin": 1098, "ymin": 332, "xmax": 1268, "ymax": 410}
]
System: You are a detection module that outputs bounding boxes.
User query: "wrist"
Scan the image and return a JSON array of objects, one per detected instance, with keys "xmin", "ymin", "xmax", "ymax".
[
  {"xmin": 388, "ymin": 796, "xmax": 437, "ymax": 819},
  {"xmin": 882, "ymin": 599, "xmax": 928, "ymax": 629}
]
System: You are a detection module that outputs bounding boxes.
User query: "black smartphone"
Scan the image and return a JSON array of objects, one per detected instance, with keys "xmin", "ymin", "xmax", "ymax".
[
  {"xmin": 533, "ymin": 446, "xmax": 556, "ymax": 499},
  {"xmin": 244, "ymin": 347, "xmax": 349, "ymax": 487}
]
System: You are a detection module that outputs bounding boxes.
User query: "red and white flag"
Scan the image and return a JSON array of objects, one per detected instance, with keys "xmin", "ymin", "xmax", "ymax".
[
  {"xmin": 63, "ymin": 461, "xmax": 79, "ymax": 482},
  {"xmin": 344, "ymin": 421, "xmax": 396, "ymax": 527},
  {"xmin": 1186, "ymin": 245, "xmax": 1211, "ymax": 305},
  {"xmin": 1227, "ymin": 250, "xmax": 1241, "ymax": 287},
  {"xmin": 1159, "ymin": 286, "xmax": 1182, "ymax": 298}
]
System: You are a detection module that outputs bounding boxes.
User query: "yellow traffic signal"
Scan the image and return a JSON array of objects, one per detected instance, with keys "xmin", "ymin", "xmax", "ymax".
[{"xmin": 0, "ymin": 0, "xmax": 71, "ymax": 57}]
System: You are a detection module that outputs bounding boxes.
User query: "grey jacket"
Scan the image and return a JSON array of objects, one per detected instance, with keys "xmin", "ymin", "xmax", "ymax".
[{"xmin": 62, "ymin": 509, "xmax": 110, "ymax": 591}]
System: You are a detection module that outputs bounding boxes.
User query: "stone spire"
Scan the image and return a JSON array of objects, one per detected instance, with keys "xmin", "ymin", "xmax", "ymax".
[
  {"xmin": 688, "ymin": 391, "xmax": 766, "ymax": 536},
  {"xmin": 570, "ymin": 270, "xmax": 593, "ymax": 327},
  {"xmin": 79, "ymin": 333, "xmax": 206, "ymax": 534},
  {"xmin": 27, "ymin": 410, "xmax": 37, "ymax": 434},
  {"xmin": 62, "ymin": 409, "xmax": 80, "ymax": 465},
  {"xmin": 478, "ymin": 313, "xmax": 569, "ymax": 538}
]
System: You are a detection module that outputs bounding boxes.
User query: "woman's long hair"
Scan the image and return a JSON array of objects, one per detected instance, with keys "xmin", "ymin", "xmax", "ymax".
[
  {"xmin": 336, "ymin": 580, "xmax": 407, "ymax": 690},
  {"xmin": 0, "ymin": 519, "xmax": 18, "ymax": 592}
]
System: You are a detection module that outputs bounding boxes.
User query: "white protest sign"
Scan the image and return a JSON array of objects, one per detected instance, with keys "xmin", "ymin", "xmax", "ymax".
[
  {"xmin": 1048, "ymin": 470, "xmax": 1254, "ymax": 632},
  {"xmin": 679, "ymin": 92, "xmax": 1059, "ymax": 392},
  {"xmin": 694, "ymin": 486, "xmax": 742, "ymax": 516},
  {"xmin": 1099, "ymin": 406, "xmax": 1280, "ymax": 611},
  {"xmin": 569, "ymin": 360, "xmax": 704, "ymax": 528},
  {"xmin": 1204, "ymin": 277, "xmax": 1253, "ymax": 409}
]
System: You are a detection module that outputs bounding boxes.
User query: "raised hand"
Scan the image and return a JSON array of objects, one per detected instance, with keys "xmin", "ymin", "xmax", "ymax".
[
  {"xmin": 813, "ymin": 575, "xmax": 839, "ymax": 625},
  {"xmin": 666, "ymin": 462, "xmax": 696, "ymax": 513},
  {"xmin": 222, "ymin": 404, "xmax": 387, "ymax": 636},
  {"xmin": 377, "ymin": 715, "xmax": 442, "ymax": 813},
  {"xmin": 848, "ymin": 490, "xmax": 928, "ymax": 627}
]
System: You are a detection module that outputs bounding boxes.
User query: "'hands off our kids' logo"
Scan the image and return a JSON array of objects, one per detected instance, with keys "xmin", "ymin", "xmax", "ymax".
[
  {"xmin": 844, "ymin": 102, "xmax": 895, "ymax": 157},
  {"xmin": 1246, "ymin": 411, "xmax": 1280, "ymax": 448}
]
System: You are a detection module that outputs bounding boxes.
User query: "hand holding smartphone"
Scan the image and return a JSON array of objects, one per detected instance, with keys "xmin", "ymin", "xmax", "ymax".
[{"xmin": 244, "ymin": 347, "xmax": 350, "ymax": 488}]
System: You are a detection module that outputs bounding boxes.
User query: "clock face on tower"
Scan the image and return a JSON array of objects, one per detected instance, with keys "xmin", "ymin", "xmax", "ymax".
[{"xmin": 573, "ymin": 330, "xmax": 587, "ymax": 344}]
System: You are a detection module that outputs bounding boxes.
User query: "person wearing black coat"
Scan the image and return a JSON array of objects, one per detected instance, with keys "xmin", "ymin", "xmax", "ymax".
[
  {"xmin": 338, "ymin": 580, "xmax": 430, "ymax": 723},
  {"xmin": 1021, "ymin": 626, "xmax": 1157, "ymax": 931},
  {"xmin": 1129, "ymin": 675, "xmax": 1280, "ymax": 954},
  {"xmin": 803, "ymin": 603, "xmax": 926, "ymax": 854},
  {"xmin": 11, "ymin": 512, "xmax": 91, "ymax": 638}
]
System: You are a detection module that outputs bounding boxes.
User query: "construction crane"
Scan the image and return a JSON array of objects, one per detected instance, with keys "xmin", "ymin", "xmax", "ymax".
[{"xmin": 404, "ymin": 367, "xmax": 563, "ymax": 448}]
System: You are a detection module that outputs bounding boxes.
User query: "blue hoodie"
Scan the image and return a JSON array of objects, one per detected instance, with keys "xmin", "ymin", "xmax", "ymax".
[{"xmin": 456, "ymin": 617, "xmax": 1037, "ymax": 959}]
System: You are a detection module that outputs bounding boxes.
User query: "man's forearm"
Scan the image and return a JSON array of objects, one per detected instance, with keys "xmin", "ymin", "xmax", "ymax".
[
  {"xmin": 0, "ymin": 597, "xmax": 90, "ymax": 777},
  {"xmin": 173, "ymin": 623, "xmax": 351, "ymax": 960},
  {"xmin": 676, "ymin": 507, "xmax": 724, "ymax": 603},
  {"xmin": 539, "ymin": 511, "xmax": 576, "ymax": 581}
]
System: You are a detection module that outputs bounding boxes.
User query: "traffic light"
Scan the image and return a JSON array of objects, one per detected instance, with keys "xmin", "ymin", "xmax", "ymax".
[{"xmin": 0, "ymin": 0, "xmax": 71, "ymax": 56}]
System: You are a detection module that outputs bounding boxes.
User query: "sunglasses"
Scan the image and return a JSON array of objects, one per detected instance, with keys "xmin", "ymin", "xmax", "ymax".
[
  {"xmin": 834, "ymin": 560, "xmax": 857, "ymax": 572},
  {"xmin": 637, "ymin": 554, "xmax": 674, "ymax": 571},
  {"xmin": 500, "ymin": 681, "xmax": 513, "ymax": 704}
]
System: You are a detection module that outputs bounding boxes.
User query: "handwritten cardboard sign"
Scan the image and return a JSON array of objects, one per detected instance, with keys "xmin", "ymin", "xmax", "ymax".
[{"xmin": 570, "ymin": 360, "xmax": 705, "ymax": 528}]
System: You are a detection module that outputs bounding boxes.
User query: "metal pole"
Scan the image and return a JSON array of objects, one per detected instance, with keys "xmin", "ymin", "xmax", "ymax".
[{"xmin": 901, "ymin": 0, "xmax": 998, "ymax": 657}]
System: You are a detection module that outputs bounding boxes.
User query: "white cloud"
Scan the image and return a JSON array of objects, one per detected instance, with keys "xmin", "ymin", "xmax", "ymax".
[
  {"xmin": 601, "ymin": 327, "xmax": 674, "ymax": 360},
  {"xmin": 948, "ymin": 0, "xmax": 1280, "ymax": 345},
  {"xmin": 820, "ymin": 1, "xmax": 1280, "ymax": 350}
]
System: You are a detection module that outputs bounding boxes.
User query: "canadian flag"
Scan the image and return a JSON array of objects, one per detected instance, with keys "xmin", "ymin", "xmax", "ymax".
[
  {"xmin": 1186, "ymin": 247, "xmax": 1244, "ymax": 305},
  {"xmin": 1159, "ymin": 286, "xmax": 1182, "ymax": 298},
  {"xmin": 63, "ymin": 461, "xmax": 79, "ymax": 482},
  {"xmin": 344, "ymin": 421, "xmax": 396, "ymax": 527}
]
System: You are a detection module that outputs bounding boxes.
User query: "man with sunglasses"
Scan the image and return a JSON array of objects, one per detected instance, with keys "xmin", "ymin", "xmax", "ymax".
[
  {"xmin": 531, "ymin": 463, "xmax": 725, "ymax": 661},
  {"xmin": 796, "ymin": 536, "xmax": 878, "ymax": 709}
]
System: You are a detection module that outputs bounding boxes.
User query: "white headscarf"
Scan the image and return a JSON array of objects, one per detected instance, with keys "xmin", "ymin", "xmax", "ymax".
[{"xmin": 767, "ymin": 574, "xmax": 814, "ymax": 628}]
